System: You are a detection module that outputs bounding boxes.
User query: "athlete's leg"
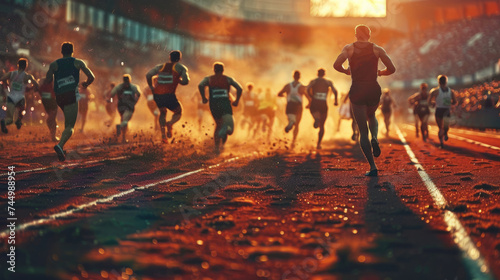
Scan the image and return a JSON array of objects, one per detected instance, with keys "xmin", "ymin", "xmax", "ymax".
[
  {"xmin": 4, "ymin": 102, "xmax": 16, "ymax": 125},
  {"xmin": 166, "ymin": 104, "xmax": 182, "ymax": 138},
  {"xmin": 59, "ymin": 102, "xmax": 78, "ymax": 149},
  {"xmin": 317, "ymin": 113, "xmax": 327, "ymax": 149},
  {"xmin": 351, "ymin": 103, "xmax": 377, "ymax": 173},
  {"xmin": 292, "ymin": 111, "xmax": 302, "ymax": 145},
  {"xmin": 421, "ymin": 114, "xmax": 429, "ymax": 140},
  {"xmin": 159, "ymin": 107, "xmax": 168, "ymax": 139},
  {"xmin": 285, "ymin": 113, "xmax": 296, "ymax": 133},
  {"xmin": 219, "ymin": 114, "xmax": 234, "ymax": 139},
  {"xmin": 435, "ymin": 114, "xmax": 444, "ymax": 147},
  {"xmin": 214, "ymin": 118, "xmax": 223, "ymax": 152},
  {"xmin": 443, "ymin": 109, "xmax": 450, "ymax": 141},
  {"xmin": 414, "ymin": 113, "xmax": 419, "ymax": 137},
  {"xmin": 383, "ymin": 112, "xmax": 390, "ymax": 136}
]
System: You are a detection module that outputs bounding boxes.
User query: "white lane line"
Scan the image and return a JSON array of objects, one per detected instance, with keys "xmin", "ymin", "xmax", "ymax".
[
  {"xmin": 0, "ymin": 156, "xmax": 130, "ymax": 177},
  {"xmin": 402, "ymin": 123, "xmax": 500, "ymax": 151},
  {"xmin": 395, "ymin": 125, "xmax": 493, "ymax": 280},
  {"xmin": 0, "ymin": 156, "xmax": 241, "ymax": 238}
]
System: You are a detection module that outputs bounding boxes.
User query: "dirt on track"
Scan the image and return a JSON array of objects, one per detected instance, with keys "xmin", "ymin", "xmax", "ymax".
[{"xmin": 1, "ymin": 124, "xmax": 499, "ymax": 280}]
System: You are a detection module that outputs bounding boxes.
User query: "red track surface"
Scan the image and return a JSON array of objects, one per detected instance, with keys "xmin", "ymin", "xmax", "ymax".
[{"xmin": 1, "ymin": 123, "xmax": 499, "ymax": 280}]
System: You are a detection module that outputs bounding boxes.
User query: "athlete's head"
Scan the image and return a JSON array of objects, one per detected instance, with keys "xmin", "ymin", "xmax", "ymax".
[
  {"xmin": 420, "ymin": 83, "xmax": 428, "ymax": 91},
  {"xmin": 123, "ymin": 74, "xmax": 131, "ymax": 84},
  {"xmin": 213, "ymin": 62, "xmax": 224, "ymax": 74},
  {"xmin": 355, "ymin": 24, "xmax": 371, "ymax": 41},
  {"xmin": 293, "ymin": 70, "xmax": 300, "ymax": 80},
  {"xmin": 317, "ymin": 68, "xmax": 325, "ymax": 77},
  {"xmin": 110, "ymin": 83, "xmax": 116, "ymax": 88},
  {"xmin": 438, "ymin": 75, "xmax": 448, "ymax": 86},
  {"xmin": 61, "ymin": 42, "xmax": 74, "ymax": 56},
  {"xmin": 170, "ymin": 50, "xmax": 181, "ymax": 62},
  {"xmin": 17, "ymin": 58, "xmax": 28, "ymax": 70},
  {"xmin": 246, "ymin": 82, "xmax": 254, "ymax": 91},
  {"xmin": 383, "ymin": 88, "xmax": 390, "ymax": 95}
]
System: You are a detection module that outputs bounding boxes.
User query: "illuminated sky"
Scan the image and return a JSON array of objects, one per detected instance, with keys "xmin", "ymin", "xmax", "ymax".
[{"xmin": 310, "ymin": 0, "xmax": 387, "ymax": 17}]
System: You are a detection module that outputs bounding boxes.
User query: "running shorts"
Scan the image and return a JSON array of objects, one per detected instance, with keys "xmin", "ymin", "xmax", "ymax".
[{"xmin": 153, "ymin": 93, "xmax": 180, "ymax": 111}]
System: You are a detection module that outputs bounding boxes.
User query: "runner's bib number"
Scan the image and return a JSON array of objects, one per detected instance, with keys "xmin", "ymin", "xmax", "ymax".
[
  {"xmin": 147, "ymin": 95, "xmax": 154, "ymax": 101},
  {"xmin": 57, "ymin": 76, "xmax": 76, "ymax": 88},
  {"xmin": 158, "ymin": 74, "xmax": 173, "ymax": 84},
  {"xmin": 123, "ymin": 90, "xmax": 133, "ymax": 95},
  {"xmin": 212, "ymin": 89, "xmax": 228, "ymax": 98},
  {"xmin": 443, "ymin": 97, "xmax": 451, "ymax": 106},
  {"xmin": 314, "ymin": 92, "xmax": 327, "ymax": 101},
  {"xmin": 11, "ymin": 82, "xmax": 23, "ymax": 91}
]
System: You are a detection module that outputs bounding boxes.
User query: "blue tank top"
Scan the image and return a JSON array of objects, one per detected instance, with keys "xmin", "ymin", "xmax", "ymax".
[{"xmin": 54, "ymin": 57, "xmax": 79, "ymax": 94}]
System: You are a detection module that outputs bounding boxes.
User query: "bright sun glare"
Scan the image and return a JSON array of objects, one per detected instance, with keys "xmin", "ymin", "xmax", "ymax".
[{"xmin": 310, "ymin": 0, "xmax": 387, "ymax": 18}]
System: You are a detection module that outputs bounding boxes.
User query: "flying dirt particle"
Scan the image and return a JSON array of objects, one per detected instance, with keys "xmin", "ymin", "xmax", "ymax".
[{"xmin": 182, "ymin": 124, "xmax": 185, "ymax": 128}]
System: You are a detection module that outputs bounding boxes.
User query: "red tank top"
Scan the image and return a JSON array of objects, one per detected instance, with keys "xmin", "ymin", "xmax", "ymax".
[
  {"xmin": 155, "ymin": 62, "xmax": 180, "ymax": 95},
  {"xmin": 208, "ymin": 75, "xmax": 230, "ymax": 100}
]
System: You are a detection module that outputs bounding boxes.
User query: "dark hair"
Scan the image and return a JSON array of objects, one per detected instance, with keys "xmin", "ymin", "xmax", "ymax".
[
  {"xmin": 293, "ymin": 70, "xmax": 300, "ymax": 79},
  {"xmin": 317, "ymin": 68, "xmax": 325, "ymax": 77},
  {"xmin": 213, "ymin": 62, "xmax": 224, "ymax": 73},
  {"xmin": 123, "ymin": 74, "xmax": 131, "ymax": 83},
  {"xmin": 170, "ymin": 50, "xmax": 181, "ymax": 62},
  {"xmin": 420, "ymin": 83, "xmax": 428, "ymax": 90},
  {"xmin": 355, "ymin": 24, "xmax": 371, "ymax": 40},
  {"xmin": 18, "ymin": 58, "xmax": 28, "ymax": 70},
  {"xmin": 61, "ymin": 42, "xmax": 74, "ymax": 55},
  {"xmin": 438, "ymin": 75, "xmax": 447, "ymax": 85}
]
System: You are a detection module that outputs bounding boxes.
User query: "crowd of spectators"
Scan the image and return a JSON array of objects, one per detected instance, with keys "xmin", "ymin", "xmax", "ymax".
[{"xmin": 386, "ymin": 16, "xmax": 500, "ymax": 82}]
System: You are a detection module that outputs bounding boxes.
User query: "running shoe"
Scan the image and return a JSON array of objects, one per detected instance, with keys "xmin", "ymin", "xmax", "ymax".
[
  {"xmin": 444, "ymin": 133, "xmax": 449, "ymax": 141},
  {"xmin": 284, "ymin": 123, "xmax": 293, "ymax": 133},
  {"xmin": 365, "ymin": 169, "xmax": 378, "ymax": 177},
  {"xmin": 15, "ymin": 119, "xmax": 22, "ymax": 129},
  {"xmin": 54, "ymin": 144, "xmax": 66, "ymax": 162},
  {"xmin": 371, "ymin": 138, "xmax": 381, "ymax": 157}
]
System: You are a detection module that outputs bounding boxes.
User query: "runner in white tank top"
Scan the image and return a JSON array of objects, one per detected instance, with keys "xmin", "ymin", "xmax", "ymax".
[
  {"xmin": 429, "ymin": 75, "xmax": 457, "ymax": 148},
  {"xmin": 0, "ymin": 58, "xmax": 39, "ymax": 133},
  {"xmin": 277, "ymin": 70, "xmax": 311, "ymax": 147}
]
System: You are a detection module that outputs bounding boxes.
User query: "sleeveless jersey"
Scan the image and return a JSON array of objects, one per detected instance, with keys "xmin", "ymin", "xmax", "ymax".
[
  {"xmin": 381, "ymin": 95, "xmax": 392, "ymax": 111},
  {"xmin": 8, "ymin": 70, "xmax": 27, "ymax": 103},
  {"xmin": 350, "ymin": 42, "xmax": 378, "ymax": 83},
  {"xmin": 54, "ymin": 57, "xmax": 79, "ymax": 94},
  {"xmin": 435, "ymin": 87, "xmax": 452, "ymax": 108},
  {"xmin": 288, "ymin": 82, "xmax": 303, "ymax": 103},
  {"xmin": 155, "ymin": 62, "xmax": 180, "ymax": 95},
  {"xmin": 208, "ymin": 75, "xmax": 230, "ymax": 101},
  {"xmin": 311, "ymin": 78, "xmax": 329, "ymax": 101}
]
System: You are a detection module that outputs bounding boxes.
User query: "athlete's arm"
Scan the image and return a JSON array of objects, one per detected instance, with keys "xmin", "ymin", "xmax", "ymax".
[
  {"xmin": 229, "ymin": 77, "xmax": 243, "ymax": 106},
  {"xmin": 408, "ymin": 92, "xmax": 418, "ymax": 106},
  {"xmin": 375, "ymin": 45, "xmax": 396, "ymax": 76},
  {"xmin": 277, "ymin": 84, "xmax": 289, "ymax": 97},
  {"xmin": 146, "ymin": 65, "xmax": 161, "ymax": 91},
  {"xmin": 134, "ymin": 85, "xmax": 142, "ymax": 101},
  {"xmin": 306, "ymin": 79, "xmax": 315, "ymax": 98},
  {"xmin": 109, "ymin": 84, "xmax": 120, "ymax": 99},
  {"xmin": 176, "ymin": 64, "xmax": 190, "ymax": 86},
  {"xmin": 45, "ymin": 62, "xmax": 57, "ymax": 84},
  {"xmin": 451, "ymin": 90, "xmax": 458, "ymax": 106},
  {"xmin": 76, "ymin": 59, "xmax": 95, "ymax": 88},
  {"xmin": 428, "ymin": 88, "xmax": 438, "ymax": 107},
  {"xmin": 329, "ymin": 80, "xmax": 338, "ymax": 105},
  {"xmin": 27, "ymin": 74, "xmax": 39, "ymax": 91},
  {"xmin": 333, "ymin": 45, "xmax": 351, "ymax": 75},
  {"xmin": 198, "ymin": 77, "xmax": 209, "ymax": 104}
]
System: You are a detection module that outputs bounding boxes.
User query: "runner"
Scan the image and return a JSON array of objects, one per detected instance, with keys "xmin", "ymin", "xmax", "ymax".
[
  {"xmin": 337, "ymin": 93, "xmax": 358, "ymax": 141},
  {"xmin": 0, "ymin": 58, "xmax": 39, "ymax": 133},
  {"xmin": 109, "ymin": 74, "xmax": 141, "ymax": 143},
  {"xmin": 198, "ymin": 62, "xmax": 242, "ymax": 154},
  {"xmin": 256, "ymin": 88, "xmax": 277, "ymax": 141},
  {"xmin": 429, "ymin": 75, "xmax": 457, "ymax": 148},
  {"xmin": 37, "ymin": 78, "xmax": 59, "ymax": 141},
  {"xmin": 306, "ymin": 68, "xmax": 338, "ymax": 149},
  {"xmin": 277, "ymin": 70, "xmax": 310, "ymax": 147},
  {"xmin": 408, "ymin": 83, "xmax": 431, "ymax": 141},
  {"xmin": 146, "ymin": 50, "xmax": 189, "ymax": 142},
  {"xmin": 379, "ymin": 88, "xmax": 396, "ymax": 137},
  {"xmin": 45, "ymin": 42, "xmax": 95, "ymax": 161},
  {"xmin": 333, "ymin": 24, "xmax": 396, "ymax": 176},
  {"xmin": 240, "ymin": 82, "xmax": 260, "ymax": 136}
]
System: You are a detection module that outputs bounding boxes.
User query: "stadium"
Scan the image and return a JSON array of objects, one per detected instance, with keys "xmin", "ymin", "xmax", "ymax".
[{"xmin": 1, "ymin": 1, "xmax": 499, "ymax": 279}]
